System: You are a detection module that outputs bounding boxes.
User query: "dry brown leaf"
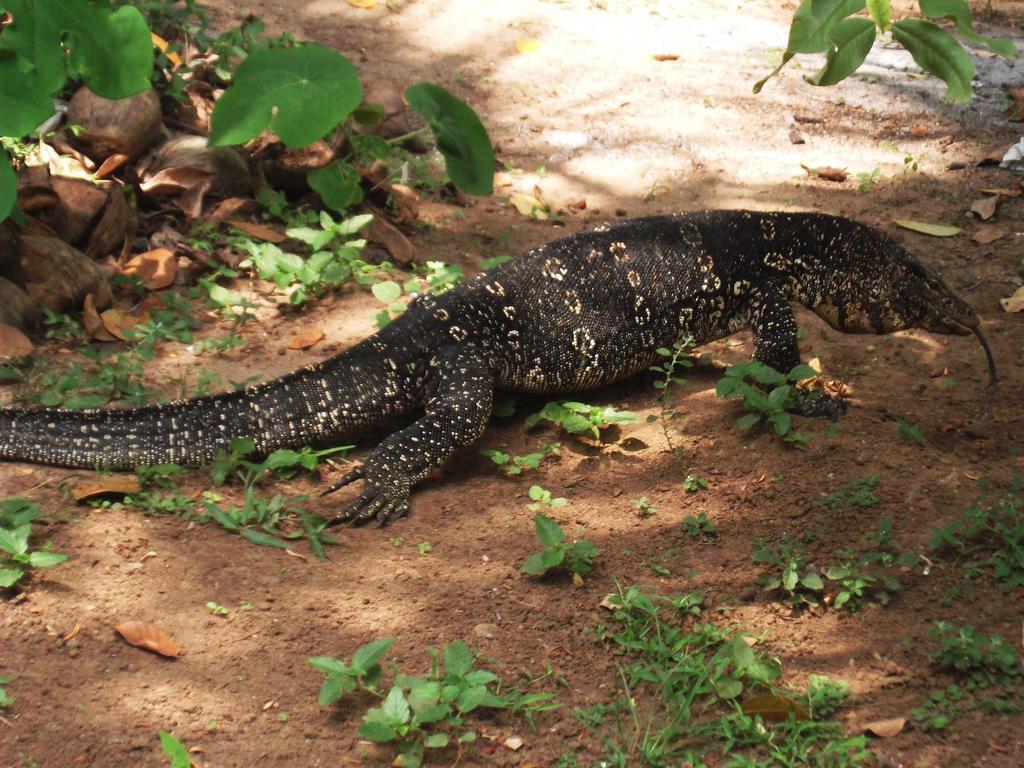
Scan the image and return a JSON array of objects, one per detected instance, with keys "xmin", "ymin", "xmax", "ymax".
[
  {"xmin": 800, "ymin": 164, "xmax": 847, "ymax": 182},
  {"xmin": 225, "ymin": 219, "xmax": 286, "ymax": 243},
  {"xmin": 972, "ymin": 225, "xmax": 1006, "ymax": 245},
  {"xmin": 503, "ymin": 736, "xmax": 525, "ymax": 751},
  {"xmin": 347, "ymin": 0, "xmax": 376, "ymax": 6},
  {"xmin": 288, "ymin": 329, "xmax": 325, "ymax": 350},
  {"xmin": 0, "ymin": 324, "xmax": 34, "ymax": 358},
  {"xmin": 284, "ymin": 548, "xmax": 307, "ymax": 560},
  {"xmin": 1000, "ymin": 286, "xmax": 1024, "ymax": 313},
  {"xmin": 101, "ymin": 308, "xmax": 150, "ymax": 341},
  {"xmin": 970, "ymin": 196, "xmax": 998, "ymax": 221},
  {"xmin": 122, "ymin": 248, "xmax": 177, "ymax": 290},
  {"xmin": 515, "ymin": 38, "xmax": 541, "ymax": 54},
  {"xmin": 94, "ymin": 152, "xmax": 130, "ymax": 179},
  {"xmin": 509, "ymin": 191, "xmax": 548, "ymax": 218},
  {"xmin": 365, "ymin": 209, "xmax": 416, "ymax": 265},
  {"xmin": 652, "ymin": 53, "xmax": 679, "ymax": 61},
  {"xmin": 114, "ymin": 620, "xmax": 181, "ymax": 657},
  {"xmin": 567, "ymin": 198, "xmax": 587, "ymax": 211},
  {"xmin": 978, "ymin": 144, "xmax": 1013, "ymax": 166},
  {"xmin": 388, "ymin": 184, "xmax": 420, "ymax": 224},
  {"xmin": 979, "ymin": 187, "xmax": 1022, "ymax": 198},
  {"xmin": 151, "ymin": 32, "xmax": 181, "ymax": 67},
  {"xmin": 1007, "ymin": 87, "xmax": 1024, "ymax": 121},
  {"xmin": 862, "ymin": 717, "xmax": 906, "ymax": 738},
  {"xmin": 83, "ymin": 293, "xmax": 116, "ymax": 341},
  {"xmin": 598, "ymin": 594, "xmax": 619, "ymax": 610},
  {"xmin": 73, "ymin": 475, "xmax": 142, "ymax": 502},
  {"xmin": 741, "ymin": 694, "xmax": 809, "ymax": 723},
  {"xmin": 909, "ymin": 125, "xmax": 928, "ymax": 137}
]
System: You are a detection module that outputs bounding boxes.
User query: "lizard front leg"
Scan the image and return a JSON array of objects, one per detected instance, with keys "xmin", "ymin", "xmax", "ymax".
[
  {"xmin": 324, "ymin": 346, "xmax": 494, "ymax": 526},
  {"xmin": 750, "ymin": 288, "xmax": 846, "ymax": 420}
]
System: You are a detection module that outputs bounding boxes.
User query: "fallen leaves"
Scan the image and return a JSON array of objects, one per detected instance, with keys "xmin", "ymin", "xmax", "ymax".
[
  {"xmin": 0, "ymin": 323, "xmax": 34, "ymax": 358},
  {"xmin": 970, "ymin": 196, "xmax": 998, "ymax": 221},
  {"xmin": 114, "ymin": 620, "xmax": 181, "ymax": 658},
  {"xmin": 515, "ymin": 39, "xmax": 541, "ymax": 54},
  {"xmin": 892, "ymin": 220, "xmax": 961, "ymax": 237},
  {"xmin": 288, "ymin": 328, "xmax": 325, "ymax": 350},
  {"xmin": 652, "ymin": 53, "xmax": 679, "ymax": 61},
  {"xmin": 800, "ymin": 165, "xmax": 847, "ymax": 182},
  {"xmin": 1001, "ymin": 286, "xmax": 1024, "ymax": 313},
  {"xmin": 972, "ymin": 225, "xmax": 1006, "ymax": 245},
  {"xmin": 509, "ymin": 188, "xmax": 551, "ymax": 219},
  {"xmin": 225, "ymin": 219, "xmax": 286, "ymax": 244},
  {"xmin": 100, "ymin": 308, "xmax": 151, "ymax": 341},
  {"xmin": 741, "ymin": 693, "xmax": 809, "ymax": 723},
  {"xmin": 347, "ymin": 0, "xmax": 377, "ymax": 7},
  {"xmin": 73, "ymin": 475, "xmax": 142, "ymax": 502},
  {"xmin": 122, "ymin": 248, "xmax": 177, "ymax": 290},
  {"xmin": 861, "ymin": 717, "xmax": 906, "ymax": 738}
]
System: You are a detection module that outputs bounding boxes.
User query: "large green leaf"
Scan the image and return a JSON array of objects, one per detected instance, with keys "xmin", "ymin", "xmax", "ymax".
[
  {"xmin": 918, "ymin": 0, "xmax": 1018, "ymax": 59},
  {"xmin": 0, "ymin": 150, "xmax": 16, "ymax": 223},
  {"xmin": 806, "ymin": 17, "xmax": 876, "ymax": 86},
  {"xmin": 209, "ymin": 44, "xmax": 362, "ymax": 148},
  {"xmin": 892, "ymin": 19, "xmax": 975, "ymax": 102},
  {"xmin": 533, "ymin": 513, "xmax": 565, "ymax": 547},
  {"xmin": 787, "ymin": 0, "xmax": 866, "ymax": 54},
  {"xmin": 0, "ymin": 56, "xmax": 56, "ymax": 137},
  {"xmin": 754, "ymin": 0, "xmax": 866, "ymax": 92},
  {"xmin": 159, "ymin": 731, "xmax": 191, "ymax": 768},
  {"xmin": 0, "ymin": 0, "xmax": 69, "ymax": 93},
  {"xmin": 64, "ymin": 2, "xmax": 153, "ymax": 98},
  {"xmin": 404, "ymin": 83, "xmax": 494, "ymax": 195},
  {"xmin": 308, "ymin": 160, "xmax": 364, "ymax": 212}
]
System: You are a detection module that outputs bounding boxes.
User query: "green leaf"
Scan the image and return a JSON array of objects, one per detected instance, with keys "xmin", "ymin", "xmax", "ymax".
[
  {"xmin": 27, "ymin": 551, "xmax": 67, "ymax": 568},
  {"xmin": 316, "ymin": 675, "xmax": 354, "ymax": 705},
  {"xmin": 787, "ymin": 364, "xmax": 818, "ymax": 381},
  {"xmin": 745, "ymin": 657, "xmax": 783, "ymax": 683},
  {"xmin": 371, "ymin": 280, "xmax": 403, "ymax": 304},
  {"xmin": 308, "ymin": 160, "xmax": 364, "ymax": 213},
  {"xmin": 66, "ymin": 4, "xmax": 153, "ymax": 99},
  {"xmin": 424, "ymin": 733, "xmax": 450, "ymax": 749},
  {"xmin": 0, "ymin": 525, "xmax": 30, "ymax": 557},
  {"xmin": 729, "ymin": 636, "xmax": 756, "ymax": 670},
  {"xmin": 867, "ymin": 0, "xmax": 891, "ymax": 30},
  {"xmin": 892, "ymin": 219, "xmax": 961, "ymax": 237},
  {"xmin": 159, "ymin": 731, "xmax": 192, "ymax": 768},
  {"xmin": 533, "ymin": 513, "xmax": 565, "ymax": 546},
  {"xmin": 240, "ymin": 528, "xmax": 288, "ymax": 549},
  {"xmin": 1, "ymin": 0, "xmax": 69, "ymax": 93},
  {"xmin": 918, "ymin": 0, "xmax": 1017, "ymax": 58},
  {"xmin": 0, "ymin": 567, "xmax": 25, "ymax": 588},
  {"xmin": 805, "ymin": 18, "xmax": 876, "ymax": 86},
  {"xmin": 407, "ymin": 681, "xmax": 442, "ymax": 714},
  {"xmin": 834, "ymin": 590, "xmax": 851, "ymax": 608},
  {"xmin": 767, "ymin": 386, "xmax": 790, "ymax": 408},
  {"xmin": 381, "ymin": 685, "xmax": 412, "ymax": 724},
  {"xmin": 443, "ymin": 641, "xmax": 475, "ymax": 678},
  {"xmin": 736, "ymin": 413, "xmax": 761, "ymax": 431},
  {"xmin": 891, "ymin": 19, "xmax": 975, "ymax": 103},
  {"xmin": 351, "ymin": 638, "xmax": 394, "ymax": 674},
  {"xmin": 801, "ymin": 572, "xmax": 825, "ymax": 590},
  {"xmin": 307, "ymin": 656, "xmax": 350, "ymax": 675},
  {"xmin": 770, "ymin": 412, "xmax": 792, "ymax": 436},
  {"xmin": 358, "ymin": 720, "xmax": 399, "ymax": 743},
  {"xmin": 404, "ymin": 83, "xmax": 494, "ymax": 195},
  {"xmin": 521, "ymin": 549, "xmax": 564, "ymax": 575},
  {"xmin": 209, "ymin": 45, "xmax": 363, "ymax": 148},
  {"xmin": 0, "ymin": 58, "xmax": 55, "ymax": 137},
  {"xmin": 783, "ymin": 568, "xmax": 799, "ymax": 592},
  {"xmin": 715, "ymin": 678, "xmax": 744, "ymax": 699},
  {"xmin": 787, "ymin": 0, "xmax": 867, "ymax": 54}
]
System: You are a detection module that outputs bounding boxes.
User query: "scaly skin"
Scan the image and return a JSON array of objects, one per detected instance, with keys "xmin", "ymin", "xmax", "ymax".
[{"xmin": 0, "ymin": 211, "xmax": 983, "ymax": 525}]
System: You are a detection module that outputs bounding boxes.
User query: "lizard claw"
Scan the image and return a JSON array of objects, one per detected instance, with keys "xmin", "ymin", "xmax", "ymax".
[{"xmin": 324, "ymin": 465, "xmax": 412, "ymax": 527}]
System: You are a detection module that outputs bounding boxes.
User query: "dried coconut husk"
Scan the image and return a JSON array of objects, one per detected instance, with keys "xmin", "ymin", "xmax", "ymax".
[
  {"xmin": 67, "ymin": 86, "xmax": 163, "ymax": 160},
  {"xmin": 0, "ymin": 277, "xmax": 40, "ymax": 331},
  {"xmin": 138, "ymin": 134, "xmax": 254, "ymax": 217},
  {"xmin": 7, "ymin": 235, "xmax": 113, "ymax": 314}
]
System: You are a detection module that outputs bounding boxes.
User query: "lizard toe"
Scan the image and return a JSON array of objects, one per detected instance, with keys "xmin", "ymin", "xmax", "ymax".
[
  {"xmin": 322, "ymin": 466, "xmax": 364, "ymax": 496},
  {"xmin": 375, "ymin": 499, "xmax": 410, "ymax": 527}
]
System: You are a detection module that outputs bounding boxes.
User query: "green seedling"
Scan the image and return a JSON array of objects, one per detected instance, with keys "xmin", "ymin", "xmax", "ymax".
[
  {"xmin": 634, "ymin": 497, "xmax": 656, "ymax": 517},
  {"xmin": 714, "ymin": 362, "xmax": 817, "ymax": 446},
  {"xmin": 896, "ymin": 419, "xmax": 926, "ymax": 444},
  {"xmin": 682, "ymin": 512, "xmax": 717, "ymax": 540},
  {"xmin": 752, "ymin": 537, "xmax": 823, "ymax": 607},
  {"xmin": 0, "ymin": 676, "xmax": 13, "ymax": 708},
  {"xmin": 206, "ymin": 601, "xmax": 229, "ymax": 616},
  {"xmin": 159, "ymin": 731, "xmax": 192, "ymax": 768},
  {"xmin": 0, "ymin": 499, "xmax": 67, "ymax": 590},
  {"xmin": 797, "ymin": 675, "xmax": 849, "ymax": 719},
  {"xmin": 480, "ymin": 443, "xmax": 560, "ymax": 475},
  {"xmin": 526, "ymin": 401, "xmax": 639, "ymax": 441},
  {"xmin": 521, "ymin": 514, "xmax": 598, "ymax": 579},
  {"xmin": 647, "ymin": 336, "xmax": 695, "ymax": 460},
  {"xmin": 310, "ymin": 638, "xmax": 558, "ymax": 768},
  {"xmin": 527, "ymin": 485, "xmax": 567, "ymax": 511},
  {"xmin": 683, "ymin": 474, "xmax": 707, "ymax": 493},
  {"xmin": 855, "ymin": 167, "xmax": 881, "ymax": 192}
]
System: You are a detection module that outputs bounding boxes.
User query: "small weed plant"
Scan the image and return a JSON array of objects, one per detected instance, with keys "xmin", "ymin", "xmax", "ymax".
[
  {"xmin": 309, "ymin": 638, "xmax": 558, "ymax": 767},
  {"xmin": 527, "ymin": 485, "xmax": 567, "ymax": 511},
  {"xmin": 480, "ymin": 443, "xmax": 560, "ymax": 475},
  {"xmin": 647, "ymin": 336, "xmax": 695, "ymax": 460},
  {"xmin": 683, "ymin": 474, "xmax": 708, "ymax": 493},
  {"xmin": 580, "ymin": 584, "xmax": 869, "ymax": 766},
  {"xmin": 715, "ymin": 362, "xmax": 817, "ymax": 446},
  {"xmin": 682, "ymin": 512, "xmax": 717, "ymax": 540},
  {"xmin": 0, "ymin": 499, "xmax": 67, "ymax": 590},
  {"xmin": 822, "ymin": 476, "xmax": 880, "ymax": 510},
  {"xmin": 526, "ymin": 401, "xmax": 639, "ymax": 441},
  {"xmin": 521, "ymin": 514, "xmax": 599, "ymax": 579}
]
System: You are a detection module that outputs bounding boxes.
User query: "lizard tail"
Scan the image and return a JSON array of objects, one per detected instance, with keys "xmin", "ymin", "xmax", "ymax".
[
  {"xmin": 0, "ymin": 339, "xmax": 424, "ymax": 470},
  {"xmin": 972, "ymin": 326, "xmax": 998, "ymax": 407}
]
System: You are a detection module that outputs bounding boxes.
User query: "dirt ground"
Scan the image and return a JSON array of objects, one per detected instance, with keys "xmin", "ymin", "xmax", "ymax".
[{"xmin": 3, "ymin": 1, "xmax": 1024, "ymax": 766}]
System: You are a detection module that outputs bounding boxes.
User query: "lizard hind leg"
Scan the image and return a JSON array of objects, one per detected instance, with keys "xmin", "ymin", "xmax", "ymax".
[{"xmin": 326, "ymin": 345, "xmax": 495, "ymax": 527}]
